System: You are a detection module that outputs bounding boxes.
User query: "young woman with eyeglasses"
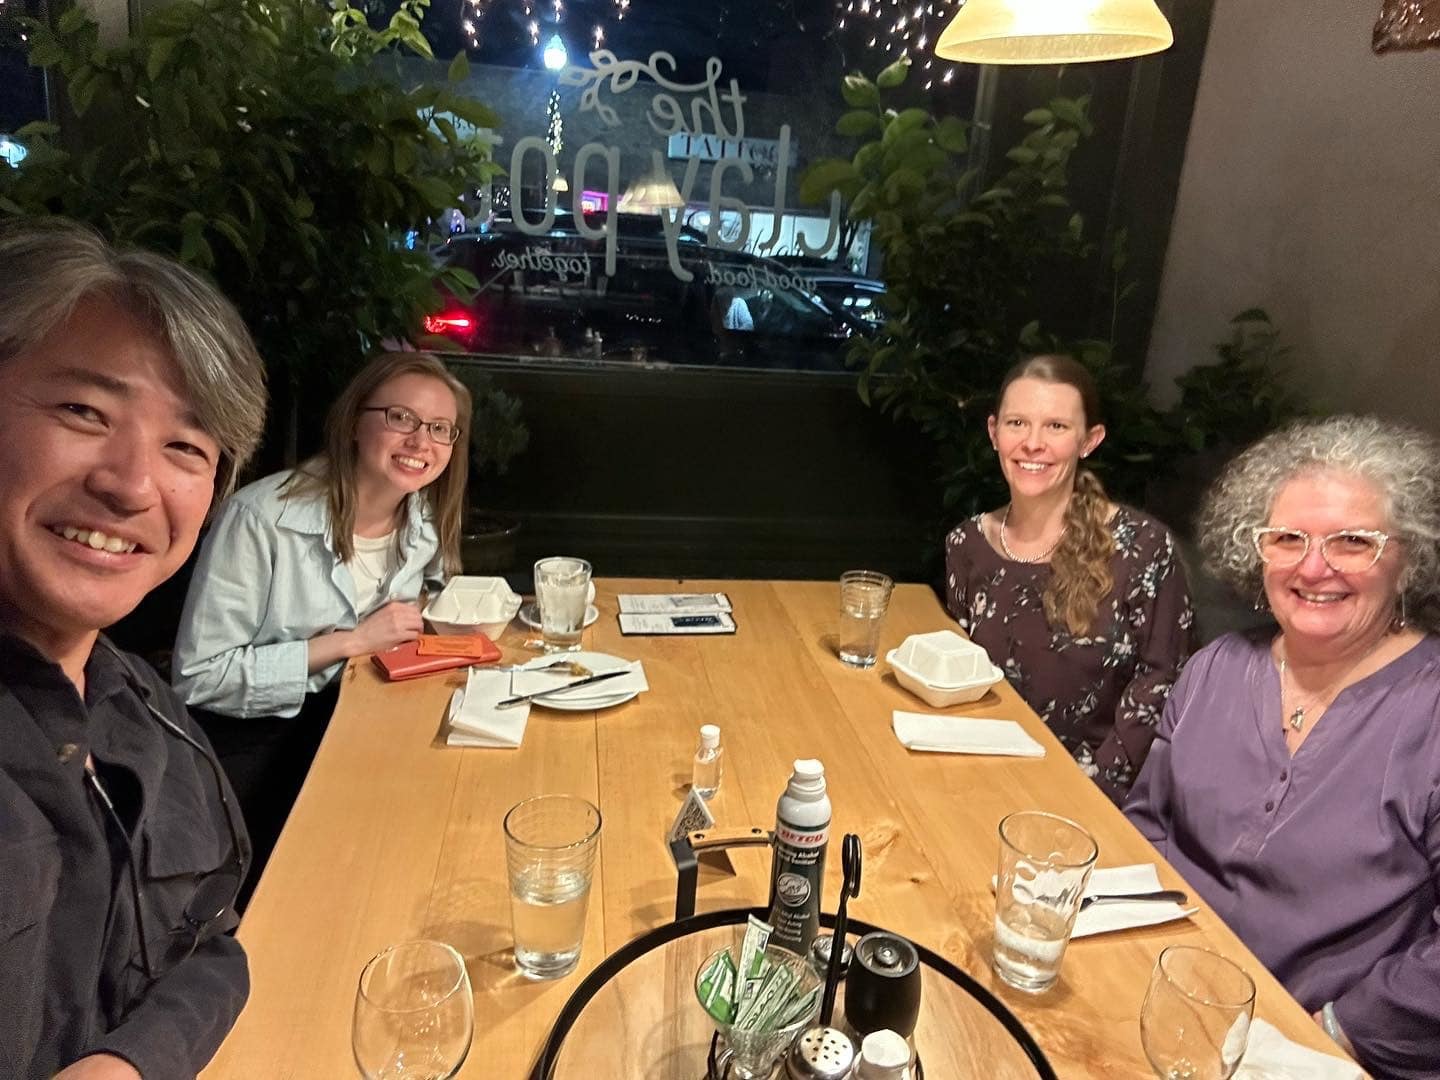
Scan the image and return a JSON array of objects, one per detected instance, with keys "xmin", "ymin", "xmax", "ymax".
[{"xmin": 173, "ymin": 352, "xmax": 472, "ymax": 898}]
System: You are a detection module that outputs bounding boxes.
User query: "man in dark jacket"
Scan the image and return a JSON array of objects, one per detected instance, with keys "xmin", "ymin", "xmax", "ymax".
[{"xmin": 0, "ymin": 218, "xmax": 268, "ymax": 1079}]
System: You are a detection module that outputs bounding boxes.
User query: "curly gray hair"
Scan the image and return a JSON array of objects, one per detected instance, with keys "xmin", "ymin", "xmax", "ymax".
[
  {"xmin": 0, "ymin": 216, "xmax": 267, "ymax": 497},
  {"xmin": 1198, "ymin": 415, "xmax": 1440, "ymax": 630}
]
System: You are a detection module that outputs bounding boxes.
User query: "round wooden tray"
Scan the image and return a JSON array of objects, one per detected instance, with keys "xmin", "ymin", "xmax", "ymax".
[{"xmin": 531, "ymin": 908, "xmax": 1056, "ymax": 1079}]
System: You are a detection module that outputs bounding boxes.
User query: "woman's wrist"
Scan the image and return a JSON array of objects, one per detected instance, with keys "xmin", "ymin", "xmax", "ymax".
[{"xmin": 307, "ymin": 627, "xmax": 357, "ymax": 673}]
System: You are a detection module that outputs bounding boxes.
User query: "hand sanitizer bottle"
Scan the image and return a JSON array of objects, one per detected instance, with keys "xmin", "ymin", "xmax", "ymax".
[
  {"xmin": 692, "ymin": 724, "xmax": 723, "ymax": 800},
  {"xmin": 767, "ymin": 758, "xmax": 831, "ymax": 954}
]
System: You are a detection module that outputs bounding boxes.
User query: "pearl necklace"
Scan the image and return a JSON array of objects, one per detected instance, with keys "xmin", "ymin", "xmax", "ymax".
[{"xmin": 998, "ymin": 506, "xmax": 1066, "ymax": 564}]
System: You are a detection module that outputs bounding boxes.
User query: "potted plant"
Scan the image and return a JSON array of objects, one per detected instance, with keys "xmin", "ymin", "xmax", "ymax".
[{"xmin": 453, "ymin": 366, "xmax": 529, "ymax": 572}]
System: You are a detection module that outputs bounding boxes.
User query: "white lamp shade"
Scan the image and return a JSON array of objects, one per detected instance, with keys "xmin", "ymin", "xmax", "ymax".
[
  {"xmin": 935, "ymin": 0, "xmax": 1174, "ymax": 64},
  {"xmin": 616, "ymin": 170, "xmax": 685, "ymax": 214}
]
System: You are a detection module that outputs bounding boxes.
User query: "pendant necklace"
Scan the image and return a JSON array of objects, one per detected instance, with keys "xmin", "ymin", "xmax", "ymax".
[
  {"xmin": 1277, "ymin": 637, "xmax": 1387, "ymax": 734},
  {"xmin": 999, "ymin": 506, "xmax": 1066, "ymax": 564}
]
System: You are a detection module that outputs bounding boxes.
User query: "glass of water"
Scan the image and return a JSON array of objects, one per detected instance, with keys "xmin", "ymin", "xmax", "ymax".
[
  {"xmin": 838, "ymin": 570, "xmax": 893, "ymax": 667},
  {"xmin": 534, "ymin": 556, "xmax": 592, "ymax": 653},
  {"xmin": 352, "ymin": 939, "xmax": 473, "ymax": 1079},
  {"xmin": 1141, "ymin": 946, "xmax": 1255, "ymax": 1079},
  {"xmin": 992, "ymin": 810, "xmax": 1097, "ymax": 993},
  {"xmin": 503, "ymin": 794, "xmax": 602, "ymax": 979}
]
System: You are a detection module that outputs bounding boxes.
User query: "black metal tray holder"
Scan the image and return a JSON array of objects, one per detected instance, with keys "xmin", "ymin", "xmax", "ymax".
[{"xmin": 528, "ymin": 834, "xmax": 1058, "ymax": 1080}]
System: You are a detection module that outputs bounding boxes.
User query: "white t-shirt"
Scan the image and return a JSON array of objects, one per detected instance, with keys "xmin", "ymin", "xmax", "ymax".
[{"xmin": 348, "ymin": 531, "xmax": 396, "ymax": 615}]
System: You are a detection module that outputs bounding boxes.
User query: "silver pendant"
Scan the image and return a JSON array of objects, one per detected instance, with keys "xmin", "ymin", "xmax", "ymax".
[{"xmin": 1288, "ymin": 707, "xmax": 1305, "ymax": 732}]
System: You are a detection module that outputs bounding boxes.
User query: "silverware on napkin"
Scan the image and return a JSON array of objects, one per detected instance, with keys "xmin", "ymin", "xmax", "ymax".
[
  {"xmin": 1079, "ymin": 888, "xmax": 1188, "ymax": 912},
  {"xmin": 495, "ymin": 668, "xmax": 628, "ymax": 710}
]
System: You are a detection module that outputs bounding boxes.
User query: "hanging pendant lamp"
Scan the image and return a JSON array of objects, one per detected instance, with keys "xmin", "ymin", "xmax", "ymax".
[{"xmin": 935, "ymin": 0, "xmax": 1174, "ymax": 64}]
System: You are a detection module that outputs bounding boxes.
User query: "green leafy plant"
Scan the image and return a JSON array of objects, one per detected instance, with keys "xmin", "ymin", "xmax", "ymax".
[
  {"xmin": 1172, "ymin": 309, "xmax": 1307, "ymax": 453},
  {"xmin": 802, "ymin": 63, "xmax": 1308, "ymax": 523},
  {"xmin": 801, "ymin": 59, "xmax": 1104, "ymax": 516},
  {"xmin": 453, "ymin": 365, "xmax": 529, "ymax": 480},
  {"xmin": 0, "ymin": 0, "xmax": 499, "ymax": 464}
]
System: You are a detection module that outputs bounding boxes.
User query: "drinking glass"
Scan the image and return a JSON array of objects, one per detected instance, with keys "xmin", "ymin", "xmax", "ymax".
[
  {"xmin": 1140, "ymin": 946, "xmax": 1255, "ymax": 1080},
  {"xmin": 838, "ymin": 570, "xmax": 893, "ymax": 667},
  {"xmin": 992, "ymin": 810, "xmax": 1098, "ymax": 993},
  {"xmin": 694, "ymin": 944, "xmax": 820, "ymax": 1080},
  {"xmin": 352, "ymin": 940, "xmax": 473, "ymax": 1080},
  {"xmin": 534, "ymin": 556, "xmax": 592, "ymax": 653},
  {"xmin": 503, "ymin": 794, "xmax": 602, "ymax": 978}
]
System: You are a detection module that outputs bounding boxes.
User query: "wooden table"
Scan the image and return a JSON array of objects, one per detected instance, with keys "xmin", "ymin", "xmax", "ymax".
[{"xmin": 204, "ymin": 580, "xmax": 1345, "ymax": 1077}]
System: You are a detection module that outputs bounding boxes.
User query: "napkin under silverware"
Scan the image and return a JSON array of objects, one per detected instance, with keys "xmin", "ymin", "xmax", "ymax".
[
  {"xmin": 892, "ymin": 711, "xmax": 1045, "ymax": 757},
  {"xmin": 1235, "ymin": 1019, "xmax": 1364, "ymax": 1079},
  {"xmin": 1073, "ymin": 864, "xmax": 1198, "ymax": 938},
  {"xmin": 446, "ymin": 668, "xmax": 529, "ymax": 748}
]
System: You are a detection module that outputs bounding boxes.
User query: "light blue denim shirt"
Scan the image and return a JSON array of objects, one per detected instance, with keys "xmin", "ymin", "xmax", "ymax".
[{"xmin": 172, "ymin": 469, "xmax": 444, "ymax": 718}]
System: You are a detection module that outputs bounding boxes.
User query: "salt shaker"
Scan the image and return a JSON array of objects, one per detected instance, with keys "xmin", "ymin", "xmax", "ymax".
[
  {"xmin": 853, "ymin": 1029, "xmax": 913, "ymax": 1079},
  {"xmin": 784, "ymin": 1025, "xmax": 856, "ymax": 1080}
]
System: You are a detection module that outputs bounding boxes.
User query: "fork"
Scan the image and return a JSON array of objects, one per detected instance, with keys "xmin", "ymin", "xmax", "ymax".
[{"xmin": 1079, "ymin": 889, "xmax": 1188, "ymax": 911}]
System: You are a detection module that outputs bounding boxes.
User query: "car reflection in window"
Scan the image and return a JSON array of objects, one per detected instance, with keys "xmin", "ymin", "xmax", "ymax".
[{"xmin": 427, "ymin": 218, "xmax": 883, "ymax": 372}]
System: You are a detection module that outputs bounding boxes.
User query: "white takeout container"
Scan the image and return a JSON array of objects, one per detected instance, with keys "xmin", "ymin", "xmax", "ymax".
[
  {"xmin": 424, "ymin": 576, "xmax": 522, "ymax": 638},
  {"xmin": 887, "ymin": 630, "xmax": 1003, "ymax": 708},
  {"xmin": 890, "ymin": 630, "xmax": 993, "ymax": 686}
]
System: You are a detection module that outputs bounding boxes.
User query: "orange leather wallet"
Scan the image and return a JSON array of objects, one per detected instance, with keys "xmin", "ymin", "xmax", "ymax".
[{"xmin": 371, "ymin": 636, "xmax": 500, "ymax": 681}]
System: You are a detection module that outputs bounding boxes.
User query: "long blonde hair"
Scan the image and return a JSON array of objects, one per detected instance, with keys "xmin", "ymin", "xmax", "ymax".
[
  {"xmin": 285, "ymin": 353, "xmax": 472, "ymax": 573},
  {"xmin": 997, "ymin": 355, "xmax": 1114, "ymax": 636}
]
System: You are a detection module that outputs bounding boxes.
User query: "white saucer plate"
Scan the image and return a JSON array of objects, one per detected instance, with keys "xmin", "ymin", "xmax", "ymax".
[
  {"xmin": 513, "ymin": 651, "xmax": 640, "ymax": 711},
  {"xmin": 517, "ymin": 601, "xmax": 600, "ymax": 631}
]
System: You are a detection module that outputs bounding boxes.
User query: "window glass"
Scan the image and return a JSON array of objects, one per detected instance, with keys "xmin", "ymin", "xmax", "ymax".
[{"xmin": 415, "ymin": 1, "xmax": 980, "ymax": 372}]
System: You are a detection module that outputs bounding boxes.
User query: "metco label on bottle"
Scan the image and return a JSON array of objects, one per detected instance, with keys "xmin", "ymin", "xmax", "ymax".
[{"xmin": 768, "ymin": 816, "xmax": 830, "ymax": 953}]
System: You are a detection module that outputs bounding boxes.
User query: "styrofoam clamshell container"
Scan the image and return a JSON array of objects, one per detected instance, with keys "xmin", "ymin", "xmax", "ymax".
[
  {"xmin": 423, "ymin": 576, "xmax": 522, "ymax": 637},
  {"xmin": 889, "ymin": 630, "xmax": 993, "ymax": 687}
]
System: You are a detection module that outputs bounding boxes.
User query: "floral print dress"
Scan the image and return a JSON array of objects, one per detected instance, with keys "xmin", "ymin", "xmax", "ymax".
[{"xmin": 944, "ymin": 505, "xmax": 1194, "ymax": 803}]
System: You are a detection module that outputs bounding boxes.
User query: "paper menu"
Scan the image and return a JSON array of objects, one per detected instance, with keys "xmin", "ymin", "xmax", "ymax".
[{"xmin": 617, "ymin": 592, "xmax": 733, "ymax": 614}]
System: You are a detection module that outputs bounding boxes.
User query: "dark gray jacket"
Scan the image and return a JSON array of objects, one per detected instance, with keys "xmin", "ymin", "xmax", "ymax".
[{"xmin": 0, "ymin": 634, "xmax": 250, "ymax": 1078}]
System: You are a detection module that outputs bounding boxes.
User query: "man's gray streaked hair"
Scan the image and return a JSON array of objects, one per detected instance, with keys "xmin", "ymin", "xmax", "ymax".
[
  {"xmin": 1198, "ymin": 415, "xmax": 1440, "ymax": 631},
  {"xmin": 0, "ymin": 216, "xmax": 267, "ymax": 497}
]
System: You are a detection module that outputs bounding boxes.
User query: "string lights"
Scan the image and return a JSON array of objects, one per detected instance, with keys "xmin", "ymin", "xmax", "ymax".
[
  {"xmin": 835, "ymin": 0, "xmax": 960, "ymax": 90},
  {"xmin": 460, "ymin": 0, "xmax": 637, "ymax": 54}
]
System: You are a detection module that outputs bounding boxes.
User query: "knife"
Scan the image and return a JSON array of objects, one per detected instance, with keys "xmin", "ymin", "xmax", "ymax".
[
  {"xmin": 1079, "ymin": 888, "xmax": 1188, "ymax": 912},
  {"xmin": 495, "ymin": 668, "xmax": 629, "ymax": 710}
]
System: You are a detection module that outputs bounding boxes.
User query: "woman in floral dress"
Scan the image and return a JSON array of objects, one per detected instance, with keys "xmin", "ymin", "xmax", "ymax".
[{"xmin": 944, "ymin": 355, "xmax": 1194, "ymax": 803}]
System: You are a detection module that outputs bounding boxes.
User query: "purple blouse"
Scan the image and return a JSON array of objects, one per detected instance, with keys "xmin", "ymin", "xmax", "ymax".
[{"xmin": 1125, "ymin": 632, "xmax": 1440, "ymax": 1079}]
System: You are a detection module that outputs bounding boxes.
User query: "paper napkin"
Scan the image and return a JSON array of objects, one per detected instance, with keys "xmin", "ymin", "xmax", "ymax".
[
  {"xmin": 891, "ymin": 712, "xmax": 1045, "ymax": 757},
  {"xmin": 1072, "ymin": 864, "xmax": 1198, "ymax": 939},
  {"xmin": 509, "ymin": 658, "xmax": 649, "ymax": 703},
  {"xmin": 445, "ymin": 668, "xmax": 529, "ymax": 748},
  {"xmin": 1235, "ymin": 1019, "xmax": 1364, "ymax": 1079}
]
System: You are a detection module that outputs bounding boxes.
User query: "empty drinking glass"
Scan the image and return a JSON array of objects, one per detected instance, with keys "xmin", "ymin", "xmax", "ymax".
[
  {"xmin": 1140, "ymin": 946, "xmax": 1255, "ymax": 1080},
  {"xmin": 992, "ymin": 810, "xmax": 1098, "ymax": 993},
  {"xmin": 838, "ymin": 570, "xmax": 893, "ymax": 667},
  {"xmin": 352, "ymin": 940, "xmax": 473, "ymax": 1080},
  {"xmin": 534, "ymin": 556, "xmax": 592, "ymax": 653},
  {"xmin": 504, "ymin": 794, "xmax": 602, "ymax": 978}
]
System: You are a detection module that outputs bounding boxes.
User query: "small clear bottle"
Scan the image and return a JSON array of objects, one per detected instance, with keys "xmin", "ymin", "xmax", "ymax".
[{"xmin": 692, "ymin": 724, "xmax": 723, "ymax": 800}]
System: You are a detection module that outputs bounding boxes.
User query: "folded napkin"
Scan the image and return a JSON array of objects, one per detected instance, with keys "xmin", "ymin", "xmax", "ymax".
[
  {"xmin": 509, "ymin": 657, "xmax": 649, "ymax": 704},
  {"xmin": 1235, "ymin": 1019, "xmax": 1364, "ymax": 1079},
  {"xmin": 1073, "ymin": 864, "xmax": 1198, "ymax": 938},
  {"xmin": 892, "ymin": 712, "xmax": 1045, "ymax": 757},
  {"xmin": 445, "ymin": 668, "xmax": 529, "ymax": 748}
]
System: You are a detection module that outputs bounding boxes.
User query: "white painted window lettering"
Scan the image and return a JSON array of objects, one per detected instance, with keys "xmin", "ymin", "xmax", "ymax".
[{"xmin": 539, "ymin": 50, "xmax": 843, "ymax": 284}]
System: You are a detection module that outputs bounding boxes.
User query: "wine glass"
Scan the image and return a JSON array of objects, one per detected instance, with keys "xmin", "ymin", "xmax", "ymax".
[
  {"xmin": 353, "ymin": 940, "xmax": 474, "ymax": 1080},
  {"xmin": 1140, "ymin": 946, "xmax": 1256, "ymax": 1080}
]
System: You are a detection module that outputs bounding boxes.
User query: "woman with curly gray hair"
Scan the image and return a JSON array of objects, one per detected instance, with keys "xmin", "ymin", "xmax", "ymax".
[{"xmin": 1126, "ymin": 415, "xmax": 1440, "ymax": 1078}]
